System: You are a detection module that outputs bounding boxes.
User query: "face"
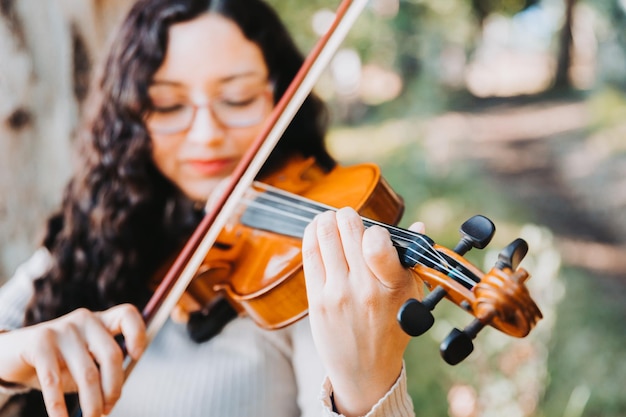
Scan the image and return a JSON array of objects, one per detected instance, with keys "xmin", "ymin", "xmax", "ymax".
[{"xmin": 146, "ymin": 13, "xmax": 273, "ymax": 202}]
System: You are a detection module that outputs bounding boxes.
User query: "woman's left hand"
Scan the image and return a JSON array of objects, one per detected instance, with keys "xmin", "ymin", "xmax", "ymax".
[{"xmin": 302, "ymin": 207, "xmax": 424, "ymax": 417}]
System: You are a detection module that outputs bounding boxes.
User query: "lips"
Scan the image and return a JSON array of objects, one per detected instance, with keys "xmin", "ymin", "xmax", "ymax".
[{"xmin": 186, "ymin": 157, "xmax": 236, "ymax": 176}]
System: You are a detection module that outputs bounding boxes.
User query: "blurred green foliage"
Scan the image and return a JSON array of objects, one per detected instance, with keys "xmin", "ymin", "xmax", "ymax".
[{"xmin": 540, "ymin": 267, "xmax": 626, "ymax": 417}]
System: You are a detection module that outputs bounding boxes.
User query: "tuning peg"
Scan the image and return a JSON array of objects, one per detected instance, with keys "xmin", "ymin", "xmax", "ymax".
[
  {"xmin": 397, "ymin": 287, "xmax": 447, "ymax": 336},
  {"xmin": 453, "ymin": 215, "xmax": 496, "ymax": 255},
  {"xmin": 495, "ymin": 238, "xmax": 528, "ymax": 270},
  {"xmin": 439, "ymin": 318, "xmax": 486, "ymax": 365}
]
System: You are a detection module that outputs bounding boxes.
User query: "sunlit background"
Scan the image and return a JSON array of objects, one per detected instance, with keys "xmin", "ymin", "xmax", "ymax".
[{"xmin": 1, "ymin": 0, "xmax": 625, "ymax": 415}]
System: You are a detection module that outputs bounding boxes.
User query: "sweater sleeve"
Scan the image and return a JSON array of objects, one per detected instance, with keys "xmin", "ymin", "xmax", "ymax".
[
  {"xmin": 0, "ymin": 248, "xmax": 52, "ymax": 407},
  {"xmin": 288, "ymin": 317, "xmax": 328, "ymax": 417},
  {"xmin": 319, "ymin": 363, "xmax": 415, "ymax": 417},
  {"xmin": 0, "ymin": 248, "xmax": 51, "ymax": 331}
]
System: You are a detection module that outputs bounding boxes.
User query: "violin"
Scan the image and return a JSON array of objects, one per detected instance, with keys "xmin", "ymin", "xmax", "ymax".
[{"xmin": 177, "ymin": 155, "xmax": 542, "ymax": 365}]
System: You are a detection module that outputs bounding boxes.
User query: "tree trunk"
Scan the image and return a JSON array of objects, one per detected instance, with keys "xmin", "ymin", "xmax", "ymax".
[
  {"xmin": 554, "ymin": 0, "xmax": 577, "ymax": 89},
  {"xmin": 0, "ymin": 0, "xmax": 130, "ymax": 283}
]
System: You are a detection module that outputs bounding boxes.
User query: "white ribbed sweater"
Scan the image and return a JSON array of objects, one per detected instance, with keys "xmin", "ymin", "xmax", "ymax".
[{"xmin": 0, "ymin": 249, "xmax": 415, "ymax": 417}]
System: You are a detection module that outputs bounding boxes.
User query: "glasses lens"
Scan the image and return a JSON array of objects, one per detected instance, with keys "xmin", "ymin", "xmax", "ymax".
[
  {"xmin": 146, "ymin": 85, "xmax": 272, "ymax": 134},
  {"xmin": 146, "ymin": 105, "xmax": 194, "ymax": 135},
  {"xmin": 213, "ymin": 91, "xmax": 271, "ymax": 128}
]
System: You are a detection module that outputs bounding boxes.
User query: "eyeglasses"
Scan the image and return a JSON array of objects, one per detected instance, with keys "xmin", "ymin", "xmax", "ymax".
[{"xmin": 146, "ymin": 86, "xmax": 273, "ymax": 135}]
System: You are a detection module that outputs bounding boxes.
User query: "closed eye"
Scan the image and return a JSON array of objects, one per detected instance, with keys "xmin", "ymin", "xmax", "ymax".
[
  {"xmin": 219, "ymin": 96, "xmax": 259, "ymax": 108},
  {"xmin": 151, "ymin": 103, "xmax": 187, "ymax": 113}
]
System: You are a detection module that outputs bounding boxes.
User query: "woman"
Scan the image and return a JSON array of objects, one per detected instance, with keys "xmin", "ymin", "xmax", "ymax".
[{"xmin": 0, "ymin": 0, "xmax": 422, "ymax": 416}]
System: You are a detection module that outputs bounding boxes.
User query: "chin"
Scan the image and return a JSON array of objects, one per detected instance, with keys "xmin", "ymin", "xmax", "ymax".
[{"xmin": 181, "ymin": 181, "xmax": 219, "ymax": 204}]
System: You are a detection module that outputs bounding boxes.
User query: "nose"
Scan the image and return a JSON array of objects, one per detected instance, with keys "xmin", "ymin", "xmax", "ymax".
[{"xmin": 186, "ymin": 104, "xmax": 225, "ymax": 146}]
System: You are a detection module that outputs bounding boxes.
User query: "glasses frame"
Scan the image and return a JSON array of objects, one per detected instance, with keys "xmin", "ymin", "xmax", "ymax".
[{"xmin": 145, "ymin": 84, "xmax": 274, "ymax": 135}]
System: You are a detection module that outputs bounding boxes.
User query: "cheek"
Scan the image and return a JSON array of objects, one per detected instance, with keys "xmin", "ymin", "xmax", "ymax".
[
  {"xmin": 232, "ymin": 125, "xmax": 265, "ymax": 153},
  {"xmin": 150, "ymin": 137, "xmax": 180, "ymax": 176},
  {"xmin": 230, "ymin": 103, "xmax": 274, "ymax": 153}
]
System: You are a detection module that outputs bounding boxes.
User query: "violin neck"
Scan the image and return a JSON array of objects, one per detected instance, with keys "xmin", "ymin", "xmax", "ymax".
[
  {"xmin": 240, "ymin": 181, "xmax": 421, "ymax": 247},
  {"xmin": 240, "ymin": 182, "xmax": 481, "ymax": 290}
]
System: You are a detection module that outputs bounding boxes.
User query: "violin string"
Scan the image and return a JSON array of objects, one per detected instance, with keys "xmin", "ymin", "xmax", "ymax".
[
  {"xmin": 242, "ymin": 186, "xmax": 474, "ymax": 285},
  {"xmin": 237, "ymin": 184, "xmax": 477, "ymax": 287},
  {"xmin": 242, "ymin": 191, "xmax": 477, "ymax": 288},
  {"xmin": 246, "ymin": 185, "xmax": 439, "ymax": 254}
]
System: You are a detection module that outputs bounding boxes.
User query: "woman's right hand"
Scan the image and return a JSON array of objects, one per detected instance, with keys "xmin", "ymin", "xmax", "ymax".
[{"xmin": 0, "ymin": 304, "xmax": 146, "ymax": 417}]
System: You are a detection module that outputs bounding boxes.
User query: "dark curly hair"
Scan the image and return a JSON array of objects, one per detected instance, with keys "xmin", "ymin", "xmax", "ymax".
[{"xmin": 24, "ymin": 0, "xmax": 335, "ymax": 325}]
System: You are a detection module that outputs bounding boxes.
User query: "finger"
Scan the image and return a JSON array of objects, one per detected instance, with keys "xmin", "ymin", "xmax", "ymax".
[
  {"xmin": 313, "ymin": 211, "xmax": 349, "ymax": 279},
  {"xmin": 84, "ymin": 323, "xmax": 125, "ymax": 414},
  {"xmin": 362, "ymin": 225, "xmax": 410, "ymax": 289},
  {"xmin": 408, "ymin": 221, "xmax": 425, "ymax": 234},
  {"xmin": 302, "ymin": 216, "xmax": 326, "ymax": 294},
  {"xmin": 97, "ymin": 304, "xmax": 146, "ymax": 360},
  {"xmin": 58, "ymin": 320, "xmax": 104, "ymax": 417},
  {"xmin": 334, "ymin": 207, "xmax": 367, "ymax": 274},
  {"xmin": 32, "ymin": 332, "xmax": 70, "ymax": 417}
]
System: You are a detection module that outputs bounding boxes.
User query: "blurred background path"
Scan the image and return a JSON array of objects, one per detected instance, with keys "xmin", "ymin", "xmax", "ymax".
[{"xmin": 440, "ymin": 94, "xmax": 626, "ymax": 276}]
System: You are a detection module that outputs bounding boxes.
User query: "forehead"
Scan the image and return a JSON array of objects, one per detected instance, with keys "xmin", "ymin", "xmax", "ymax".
[{"xmin": 152, "ymin": 13, "xmax": 268, "ymax": 88}]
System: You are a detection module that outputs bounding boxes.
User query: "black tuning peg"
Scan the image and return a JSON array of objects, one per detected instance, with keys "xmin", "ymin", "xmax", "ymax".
[
  {"xmin": 397, "ymin": 287, "xmax": 446, "ymax": 336},
  {"xmin": 495, "ymin": 238, "xmax": 528, "ymax": 270},
  {"xmin": 440, "ymin": 319, "xmax": 486, "ymax": 365},
  {"xmin": 397, "ymin": 215, "xmax": 495, "ymax": 337},
  {"xmin": 453, "ymin": 215, "xmax": 496, "ymax": 255}
]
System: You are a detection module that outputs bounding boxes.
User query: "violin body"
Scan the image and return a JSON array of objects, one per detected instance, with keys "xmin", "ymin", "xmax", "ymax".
[{"xmin": 184, "ymin": 156, "xmax": 405, "ymax": 329}]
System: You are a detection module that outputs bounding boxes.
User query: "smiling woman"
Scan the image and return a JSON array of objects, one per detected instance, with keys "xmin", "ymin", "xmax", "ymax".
[{"xmin": 146, "ymin": 14, "xmax": 276, "ymax": 201}]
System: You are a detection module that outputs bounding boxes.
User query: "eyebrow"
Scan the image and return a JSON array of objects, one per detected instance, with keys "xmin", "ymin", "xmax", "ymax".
[{"xmin": 150, "ymin": 71, "xmax": 267, "ymax": 87}]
